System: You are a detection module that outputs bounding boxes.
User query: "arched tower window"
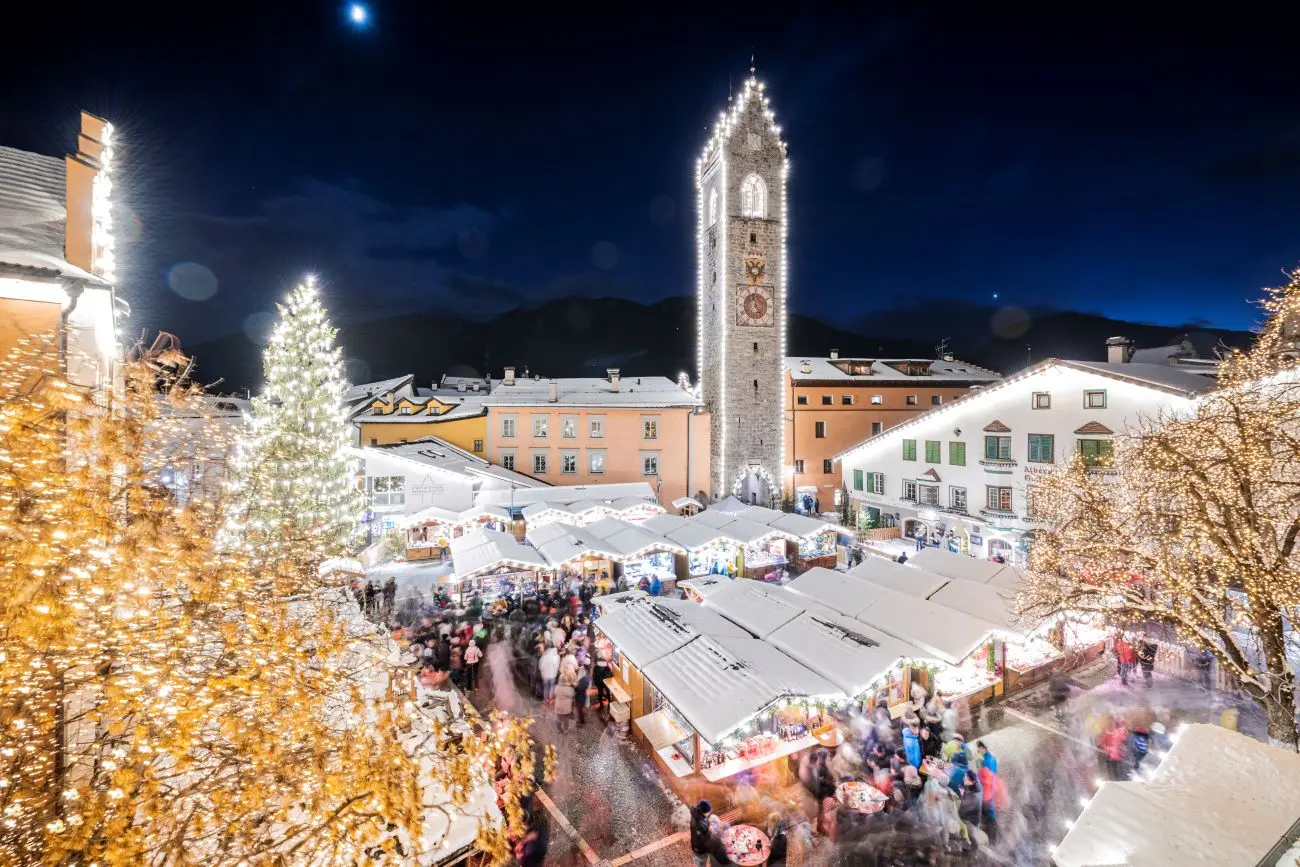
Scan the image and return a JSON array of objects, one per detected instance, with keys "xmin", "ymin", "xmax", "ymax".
[
  {"xmin": 740, "ymin": 174, "xmax": 767, "ymax": 219},
  {"xmin": 708, "ymin": 188, "xmax": 718, "ymax": 226}
]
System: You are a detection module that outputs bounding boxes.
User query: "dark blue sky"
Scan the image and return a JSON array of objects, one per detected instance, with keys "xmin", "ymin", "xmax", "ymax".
[{"xmin": 3, "ymin": 2, "xmax": 1297, "ymax": 343}]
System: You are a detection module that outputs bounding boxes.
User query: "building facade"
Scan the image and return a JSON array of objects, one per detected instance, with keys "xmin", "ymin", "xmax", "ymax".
[
  {"xmin": 482, "ymin": 367, "xmax": 710, "ymax": 508},
  {"xmin": 351, "ymin": 374, "xmax": 489, "ymax": 454},
  {"xmin": 0, "ymin": 111, "xmax": 121, "ymax": 389},
  {"xmin": 836, "ymin": 359, "xmax": 1216, "ymax": 564},
  {"xmin": 784, "ymin": 354, "xmax": 1001, "ymax": 511},
  {"xmin": 697, "ymin": 72, "xmax": 787, "ymax": 505}
]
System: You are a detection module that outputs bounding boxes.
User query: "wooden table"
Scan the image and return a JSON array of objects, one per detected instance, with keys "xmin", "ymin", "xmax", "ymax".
[
  {"xmin": 721, "ymin": 824, "xmax": 771, "ymax": 866},
  {"xmin": 836, "ymin": 781, "xmax": 888, "ymax": 815}
]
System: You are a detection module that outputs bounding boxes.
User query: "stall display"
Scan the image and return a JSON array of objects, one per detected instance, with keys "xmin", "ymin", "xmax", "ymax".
[
  {"xmin": 1005, "ymin": 637, "xmax": 1062, "ymax": 673},
  {"xmin": 920, "ymin": 757, "xmax": 952, "ymax": 786},
  {"xmin": 624, "ymin": 552, "xmax": 676, "ymax": 586},
  {"xmin": 933, "ymin": 660, "xmax": 1000, "ymax": 701},
  {"xmin": 836, "ymin": 781, "xmax": 888, "ymax": 815},
  {"xmin": 689, "ymin": 540, "xmax": 740, "ymax": 578},
  {"xmin": 721, "ymin": 825, "xmax": 771, "ymax": 867},
  {"xmin": 800, "ymin": 532, "xmax": 835, "ymax": 560},
  {"xmin": 743, "ymin": 539, "xmax": 787, "ymax": 580}
]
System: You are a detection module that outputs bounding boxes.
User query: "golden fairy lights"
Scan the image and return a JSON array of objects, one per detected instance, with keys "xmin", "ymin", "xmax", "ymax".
[
  {"xmin": 0, "ymin": 302, "xmax": 547, "ymax": 862},
  {"xmin": 1020, "ymin": 269, "xmax": 1300, "ymax": 747}
]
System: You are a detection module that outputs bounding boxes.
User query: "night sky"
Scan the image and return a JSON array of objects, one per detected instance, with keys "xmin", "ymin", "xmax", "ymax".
[{"xmin": 3, "ymin": 3, "xmax": 1297, "ymax": 345}]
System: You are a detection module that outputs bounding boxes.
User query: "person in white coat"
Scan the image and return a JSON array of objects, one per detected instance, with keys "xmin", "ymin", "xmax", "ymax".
[{"xmin": 539, "ymin": 645, "xmax": 560, "ymax": 705}]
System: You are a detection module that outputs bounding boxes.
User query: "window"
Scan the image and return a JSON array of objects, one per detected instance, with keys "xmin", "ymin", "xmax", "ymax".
[
  {"xmin": 986, "ymin": 486, "xmax": 1013, "ymax": 511},
  {"xmin": 794, "ymin": 459, "xmax": 805, "ymax": 474},
  {"xmin": 924, "ymin": 440, "xmax": 941, "ymax": 463},
  {"xmin": 796, "ymin": 395, "xmax": 808, "ymax": 405},
  {"xmin": 931, "ymin": 395, "xmax": 942, "ymax": 406},
  {"xmin": 561, "ymin": 453, "xmax": 577, "ymax": 474},
  {"xmin": 1078, "ymin": 438, "xmax": 1115, "ymax": 467},
  {"xmin": 708, "ymin": 188, "xmax": 718, "ymax": 226},
  {"xmin": 949, "ymin": 441, "xmax": 966, "ymax": 466},
  {"xmin": 984, "ymin": 435, "xmax": 1012, "ymax": 461},
  {"xmin": 753, "ymin": 342, "xmax": 758, "ymax": 352},
  {"xmin": 918, "ymin": 484, "xmax": 939, "ymax": 506},
  {"xmin": 905, "ymin": 395, "xmax": 918, "ymax": 406},
  {"xmin": 369, "ymin": 438, "xmax": 377, "ymax": 446},
  {"xmin": 1032, "ymin": 392, "xmax": 1051, "ymax": 409},
  {"xmin": 902, "ymin": 439, "xmax": 917, "ymax": 461},
  {"xmin": 589, "ymin": 417, "xmax": 604, "ymax": 438},
  {"xmin": 814, "ymin": 421, "xmax": 826, "ymax": 438},
  {"xmin": 501, "ymin": 417, "xmax": 516, "ymax": 438},
  {"xmin": 747, "ymin": 132, "xmax": 760, "ymax": 150},
  {"xmin": 740, "ymin": 173, "xmax": 767, "ymax": 218},
  {"xmin": 561, "ymin": 416, "xmax": 577, "ymax": 438},
  {"xmin": 871, "ymin": 422, "xmax": 883, "ymax": 436},
  {"xmin": 399, "ymin": 406, "xmax": 412, "ymax": 415},
  {"xmin": 902, "ymin": 480, "xmax": 918, "ymax": 501},
  {"xmin": 821, "ymin": 395, "xmax": 833, "ymax": 405},
  {"xmin": 853, "ymin": 469, "xmax": 864, "ymax": 491},
  {"xmin": 749, "ymin": 232, "xmax": 757, "ymax": 244},
  {"xmin": 842, "ymin": 395, "xmax": 854, "ymax": 405},
  {"xmin": 533, "ymin": 453, "xmax": 548, "ymax": 474},
  {"xmin": 501, "ymin": 452, "xmax": 515, "ymax": 471},
  {"xmin": 369, "ymin": 476, "xmax": 405, "ymax": 507},
  {"xmin": 870, "ymin": 395, "xmax": 883, "ymax": 405},
  {"xmin": 1028, "ymin": 434, "xmax": 1055, "ymax": 463},
  {"xmin": 532, "ymin": 416, "xmax": 548, "ymax": 438},
  {"xmin": 1084, "ymin": 390, "xmax": 1107, "ymax": 409},
  {"xmin": 823, "ymin": 459, "xmax": 834, "ymax": 474},
  {"xmin": 868, "ymin": 472, "xmax": 885, "ymax": 495},
  {"xmin": 589, "ymin": 451, "xmax": 605, "ymax": 474},
  {"xmin": 643, "ymin": 454, "xmax": 659, "ymax": 476},
  {"xmin": 472, "ymin": 439, "xmax": 484, "ymax": 453},
  {"xmin": 643, "ymin": 417, "xmax": 659, "ymax": 440},
  {"xmin": 950, "ymin": 487, "xmax": 968, "ymax": 512}
]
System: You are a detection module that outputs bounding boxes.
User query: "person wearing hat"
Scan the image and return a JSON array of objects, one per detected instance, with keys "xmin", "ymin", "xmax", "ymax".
[
  {"xmin": 689, "ymin": 801, "xmax": 715, "ymax": 867},
  {"xmin": 941, "ymin": 732, "xmax": 967, "ymax": 762}
]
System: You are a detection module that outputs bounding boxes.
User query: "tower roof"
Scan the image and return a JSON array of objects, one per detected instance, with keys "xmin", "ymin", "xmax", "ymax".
[{"xmin": 698, "ymin": 73, "xmax": 787, "ymax": 167}]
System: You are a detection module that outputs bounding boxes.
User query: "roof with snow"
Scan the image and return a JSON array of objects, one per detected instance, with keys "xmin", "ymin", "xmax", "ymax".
[
  {"xmin": 784, "ymin": 356, "xmax": 1001, "ymax": 384},
  {"xmin": 483, "ymin": 374, "xmax": 700, "ymax": 408},
  {"xmin": 1053, "ymin": 724, "xmax": 1300, "ymax": 867},
  {"xmin": 526, "ymin": 518, "xmax": 682, "ymax": 564},
  {"xmin": 356, "ymin": 437, "xmax": 542, "ymax": 489},
  {"xmin": 400, "ymin": 502, "xmax": 513, "ymax": 530},
  {"xmin": 907, "ymin": 547, "xmax": 1025, "ymax": 593},
  {"xmin": 0, "ymin": 145, "xmax": 102, "ymax": 282},
  {"xmin": 594, "ymin": 597, "xmax": 749, "ymax": 669},
  {"xmin": 767, "ymin": 610, "xmax": 919, "ymax": 697},
  {"xmin": 476, "ymin": 482, "xmax": 657, "ymax": 508},
  {"xmin": 678, "ymin": 576, "xmax": 733, "ymax": 599},
  {"xmin": 448, "ymin": 530, "xmax": 550, "ymax": 580},
  {"xmin": 345, "ymin": 374, "xmax": 414, "ymax": 405},
  {"xmin": 701, "ymin": 580, "xmax": 812, "ymax": 638}
]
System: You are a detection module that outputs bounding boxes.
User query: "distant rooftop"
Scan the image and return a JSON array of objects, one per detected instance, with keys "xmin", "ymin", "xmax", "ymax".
[
  {"xmin": 483, "ymin": 371, "xmax": 699, "ymax": 409},
  {"xmin": 785, "ymin": 356, "xmax": 1001, "ymax": 383},
  {"xmin": 356, "ymin": 436, "xmax": 541, "ymax": 488},
  {"xmin": 0, "ymin": 145, "xmax": 100, "ymax": 282}
]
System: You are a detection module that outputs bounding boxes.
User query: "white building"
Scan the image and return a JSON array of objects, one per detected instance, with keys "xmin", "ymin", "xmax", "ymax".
[{"xmin": 835, "ymin": 359, "xmax": 1217, "ymax": 564}]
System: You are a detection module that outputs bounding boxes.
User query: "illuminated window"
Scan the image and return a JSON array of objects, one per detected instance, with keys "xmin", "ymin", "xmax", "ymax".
[
  {"xmin": 708, "ymin": 188, "xmax": 718, "ymax": 226},
  {"xmin": 740, "ymin": 174, "xmax": 767, "ymax": 218},
  {"xmin": 369, "ymin": 476, "xmax": 405, "ymax": 507}
]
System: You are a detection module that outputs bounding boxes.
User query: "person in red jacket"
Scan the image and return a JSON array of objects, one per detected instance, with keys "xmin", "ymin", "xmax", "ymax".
[
  {"xmin": 1115, "ymin": 635, "xmax": 1136, "ymax": 686},
  {"xmin": 1100, "ymin": 719, "xmax": 1129, "ymax": 780}
]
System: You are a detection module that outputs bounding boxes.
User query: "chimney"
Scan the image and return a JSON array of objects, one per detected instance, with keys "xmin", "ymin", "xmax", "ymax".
[
  {"xmin": 1105, "ymin": 336, "xmax": 1133, "ymax": 364},
  {"xmin": 503, "ymin": 366, "xmax": 516, "ymax": 386},
  {"xmin": 800, "ymin": 359, "xmax": 812, "ymax": 374},
  {"xmin": 548, "ymin": 379, "xmax": 558, "ymax": 403},
  {"xmin": 456, "ymin": 380, "xmax": 467, "ymax": 393},
  {"xmin": 829, "ymin": 349, "xmax": 839, "ymax": 360},
  {"xmin": 607, "ymin": 368, "xmax": 621, "ymax": 392}
]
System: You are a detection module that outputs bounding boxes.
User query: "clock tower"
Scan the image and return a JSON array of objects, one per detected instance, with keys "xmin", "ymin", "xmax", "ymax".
[{"xmin": 696, "ymin": 71, "xmax": 788, "ymax": 504}]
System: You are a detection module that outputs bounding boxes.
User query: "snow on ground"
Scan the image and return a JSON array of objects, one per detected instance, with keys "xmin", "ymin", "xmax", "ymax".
[{"xmin": 366, "ymin": 559, "xmax": 455, "ymax": 605}]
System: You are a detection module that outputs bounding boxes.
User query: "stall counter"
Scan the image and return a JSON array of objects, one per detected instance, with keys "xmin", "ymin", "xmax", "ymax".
[{"xmin": 700, "ymin": 734, "xmax": 818, "ymax": 783}]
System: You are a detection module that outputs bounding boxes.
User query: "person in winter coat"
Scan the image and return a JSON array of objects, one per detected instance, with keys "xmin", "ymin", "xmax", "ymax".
[
  {"xmin": 975, "ymin": 741, "xmax": 997, "ymax": 775},
  {"xmin": 1115, "ymin": 635, "xmax": 1135, "ymax": 685},
  {"xmin": 574, "ymin": 667, "xmax": 590, "ymax": 725},
  {"xmin": 1138, "ymin": 640, "xmax": 1157, "ymax": 687},
  {"xmin": 538, "ymin": 646, "xmax": 560, "ymax": 704},
  {"xmin": 649, "ymin": 575, "xmax": 662, "ymax": 597},
  {"xmin": 1100, "ymin": 720, "xmax": 1129, "ymax": 780},
  {"xmin": 941, "ymin": 733, "xmax": 967, "ymax": 762},
  {"xmin": 947, "ymin": 751, "xmax": 972, "ymax": 795},
  {"xmin": 462, "ymin": 639, "xmax": 483, "ymax": 691},
  {"xmin": 1131, "ymin": 726, "xmax": 1151, "ymax": 774},
  {"xmin": 902, "ymin": 720, "xmax": 923, "ymax": 767},
  {"xmin": 763, "ymin": 813, "xmax": 788, "ymax": 867},
  {"xmin": 554, "ymin": 673, "xmax": 576, "ymax": 732},
  {"xmin": 689, "ymin": 801, "xmax": 715, "ymax": 867},
  {"xmin": 919, "ymin": 726, "xmax": 942, "ymax": 761},
  {"xmin": 978, "ymin": 762, "xmax": 1007, "ymax": 824}
]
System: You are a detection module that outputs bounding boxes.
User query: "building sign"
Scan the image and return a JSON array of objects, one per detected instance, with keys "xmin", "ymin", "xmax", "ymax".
[{"xmin": 410, "ymin": 474, "xmax": 448, "ymax": 499}]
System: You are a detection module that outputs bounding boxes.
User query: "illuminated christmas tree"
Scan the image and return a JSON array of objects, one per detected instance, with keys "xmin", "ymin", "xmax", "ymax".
[
  {"xmin": 221, "ymin": 276, "xmax": 364, "ymax": 568},
  {"xmin": 1021, "ymin": 269, "xmax": 1300, "ymax": 747}
]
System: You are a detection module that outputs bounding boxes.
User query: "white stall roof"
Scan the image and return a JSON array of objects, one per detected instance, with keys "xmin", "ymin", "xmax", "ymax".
[
  {"xmin": 1053, "ymin": 724, "xmax": 1300, "ymax": 867},
  {"xmin": 643, "ymin": 635, "xmax": 842, "ymax": 744},
  {"xmin": 530, "ymin": 525, "xmax": 611, "ymax": 566},
  {"xmin": 787, "ymin": 567, "xmax": 890, "ymax": 617},
  {"xmin": 401, "ymin": 503, "xmax": 513, "ymax": 529},
  {"xmin": 926, "ymin": 579, "xmax": 1026, "ymax": 634},
  {"xmin": 711, "ymin": 496, "xmax": 749, "ymax": 514},
  {"xmin": 849, "ymin": 559, "xmax": 951, "ymax": 600},
  {"xmin": 642, "ymin": 514, "xmax": 689, "ymax": 534},
  {"xmin": 678, "ymin": 576, "xmax": 733, "ymax": 599},
  {"xmin": 907, "ymin": 548, "xmax": 1005, "ymax": 585},
  {"xmin": 851, "ymin": 583, "xmax": 1004, "ymax": 666},
  {"xmin": 720, "ymin": 516, "xmax": 792, "ymax": 545},
  {"xmin": 666, "ymin": 523, "xmax": 736, "ymax": 551},
  {"xmin": 733, "ymin": 504, "xmax": 785, "ymax": 524},
  {"xmin": 595, "ymin": 597, "xmax": 748, "ymax": 668},
  {"xmin": 703, "ymin": 580, "xmax": 808, "ymax": 638},
  {"xmin": 449, "ymin": 530, "xmax": 550, "ymax": 579},
  {"xmin": 691, "ymin": 509, "xmax": 738, "ymax": 529},
  {"xmin": 767, "ymin": 610, "xmax": 919, "ymax": 697},
  {"xmin": 767, "ymin": 512, "xmax": 836, "ymax": 538},
  {"xmin": 591, "ymin": 588, "xmax": 647, "ymax": 613},
  {"xmin": 586, "ymin": 517, "xmax": 684, "ymax": 558}
]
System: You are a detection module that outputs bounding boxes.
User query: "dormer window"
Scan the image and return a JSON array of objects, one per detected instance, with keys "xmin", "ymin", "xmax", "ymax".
[{"xmin": 400, "ymin": 406, "xmax": 412, "ymax": 415}]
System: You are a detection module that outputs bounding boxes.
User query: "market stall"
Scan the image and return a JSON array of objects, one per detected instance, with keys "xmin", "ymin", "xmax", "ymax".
[
  {"xmin": 767, "ymin": 512, "xmax": 838, "ymax": 572},
  {"xmin": 665, "ymin": 523, "xmax": 742, "ymax": 579},
  {"xmin": 448, "ymin": 530, "xmax": 553, "ymax": 604},
  {"xmin": 701, "ymin": 580, "xmax": 810, "ymax": 639},
  {"xmin": 528, "ymin": 522, "xmax": 618, "ymax": 590},
  {"xmin": 590, "ymin": 588, "xmax": 647, "ymax": 616},
  {"xmin": 678, "ymin": 576, "xmax": 733, "ymax": 602},
  {"xmin": 401, "ymin": 505, "xmax": 512, "ymax": 562},
  {"xmin": 584, "ymin": 517, "xmax": 687, "ymax": 591}
]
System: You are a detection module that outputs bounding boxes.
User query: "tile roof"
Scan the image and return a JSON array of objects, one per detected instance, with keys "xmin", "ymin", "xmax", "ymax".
[
  {"xmin": 0, "ymin": 145, "xmax": 98, "ymax": 282},
  {"xmin": 982, "ymin": 420, "xmax": 1011, "ymax": 432},
  {"xmin": 1074, "ymin": 420, "xmax": 1115, "ymax": 435}
]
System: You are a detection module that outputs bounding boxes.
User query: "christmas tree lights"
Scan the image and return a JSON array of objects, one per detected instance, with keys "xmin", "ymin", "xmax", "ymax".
[{"xmin": 1020, "ymin": 269, "xmax": 1300, "ymax": 747}]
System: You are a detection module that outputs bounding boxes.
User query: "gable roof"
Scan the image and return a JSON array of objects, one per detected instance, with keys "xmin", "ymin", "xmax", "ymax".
[
  {"xmin": 982, "ymin": 420, "xmax": 1011, "ymax": 433},
  {"xmin": 836, "ymin": 358, "xmax": 1217, "ymax": 463},
  {"xmin": 1074, "ymin": 420, "xmax": 1115, "ymax": 435},
  {"xmin": 784, "ymin": 357, "xmax": 1001, "ymax": 384}
]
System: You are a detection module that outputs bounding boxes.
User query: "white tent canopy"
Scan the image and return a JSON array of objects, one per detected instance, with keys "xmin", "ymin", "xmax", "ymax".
[
  {"xmin": 678, "ymin": 576, "xmax": 733, "ymax": 599},
  {"xmin": 849, "ymin": 559, "xmax": 951, "ymax": 599},
  {"xmin": 642, "ymin": 514, "xmax": 690, "ymax": 534},
  {"xmin": 595, "ymin": 597, "xmax": 749, "ymax": 669},
  {"xmin": 767, "ymin": 512, "xmax": 836, "ymax": 539},
  {"xmin": 702, "ymin": 580, "xmax": 809, "ymax": 638},
  {"xmin": 787, "ymin": 567, "xmax": 890, "ymax": 618},
  {"xmin": 666, "ymin": 523, "xmax": 737, "ymax": 551},
  {"xmin": 1053, "ymin": 724, "xmax": 1300, "ymax": 867},
  {"xmin": 907, "ymin": 547, "xmax": 1025, "ymax": 593},
  {"xmin": 767, "ymin": 610, "xmax": 920, "ymax": 698},
  {"xmin": 400, "ymin": 503, "xmax": 512, "ymax": 530},
  {"xmin": 449, "ymin": 530, "xmax": 549, "ymax": 580}
]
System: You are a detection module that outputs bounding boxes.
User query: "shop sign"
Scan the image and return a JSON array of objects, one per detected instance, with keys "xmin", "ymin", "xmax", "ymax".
[
  {"xmin": 1023, "ymin": 465, "xmax": 1055, "ymax": 478},
  {"xmin": 969, "ymin": 530, "xmax": 983, "ymax": 547}
]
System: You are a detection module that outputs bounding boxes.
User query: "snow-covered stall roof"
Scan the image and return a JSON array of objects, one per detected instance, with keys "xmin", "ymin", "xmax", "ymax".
[
  {"xmin": 848, "ymin": 559, "xmax": 951, "ymax": 599},
  {"xmin": 719, "ymin": 516, "xmax": 794, "ymax": 545},
  {"xmin": 642, "ymin": 513, "xmax": 689, "ymax": 534},
  {"xmin": 1053, "ymin": 724, "xmax": 1300, "ymax": 867},
  {"xmin": 691, "ymin": 508, "xmax": 738, "ymax": 529},
  {"xmin": 591, "ymin": 588, "xmax": 647, "ymax": 613},
  {"xmin": 702, "ymin": 580, "xmax": 809, "ymax": 638},
  {"xmin": 711, "ymin": 496, "xmax": 749, "ymax": 514},
  {"xmin": 926, "ymin": 578, "xmax": 1027, "ymax": 635},
  {"xmin": 767, "ymin": 610, "xmax": 919, "ymax": 697},
  {"xmin": 528, "ymin": 523, "xmax": 612, "ymax": 566},
  {"xmin": 732, "ymin": 504, "xmax": 785, "ymax": 524},
  {"xmin": 666, "ymin": 522, "xmax": 737, "ymax": 551},
  {"xmin": 850, "ymin": 583, "xmax": 1009, "ymax": 666},
  {"xmin": 449, "ymin": 530, "xmax": 550, "ymax": 579},
  {"xmin": 400, "ymin": 503, "xmax": 513, "ymax": 529},
  {"xmin": 678, "ymin": 576, "xmax": 733, "ymax": 600},
  {"xmin": 907, "ymin": 547, "xmax": 1006, "ymax": 585},
  {"xmin": 671, "ymin": 496, "xmax": 703, "ymax": 510},
  {"xmin": 767, "ymin": 512, "xmax": 836, "ymax": 539},
  {"xmin": 319, "ymin": 557, "xmax": 365, "ymax": 577},
  {"xmin": 582, "ymin": 517, "xmax": 685, "ymax": 559},
  {"xmin": 594, "ymin": 597, "xmax": 749, "ymax": 669},
  {"xmin": 787, "ymin": 567, "xmax": 890, "ymax": 618},
  {"xmin": 642, "ymin": 635, "xmax": 842, "ymax": 745}
]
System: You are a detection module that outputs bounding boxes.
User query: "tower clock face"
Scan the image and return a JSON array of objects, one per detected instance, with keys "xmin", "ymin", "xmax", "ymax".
[{"xmin": 736, "ymin": 284, "xmax": 775, "ymax": 327}]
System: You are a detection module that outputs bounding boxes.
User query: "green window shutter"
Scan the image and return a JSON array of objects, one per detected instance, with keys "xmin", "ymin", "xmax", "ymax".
[
  {"xmin": 925, "ymin": 440, "xmax": 940, "ymax": 463},
  {"xmin": 903, "ymin": 439, "xmax": 917, "ymax": 461},
  {"xmin": 984, "ymin": 436, "xmax": 1000, "ymax": 460},
  {"xmin": 1028, "ymin": 434, "xmax": 1054, "ymax": 463},
  {"xmin": 949, "ymin": 442, "xmax": 965, "ymax": 466},
  {"xmin": 853, "ymin": 469, "xmax": 863, "ymax": 491}
]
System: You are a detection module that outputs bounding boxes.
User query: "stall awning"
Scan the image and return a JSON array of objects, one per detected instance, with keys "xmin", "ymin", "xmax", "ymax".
[
  {"xmin": 671, "ymin": 496, "xmax": 703, "ymax": 510},
  {"xmin": 767, "ymin": 512, "xmax": 835, "ymax": 539},
  {"xmin": 633, "ymin": 710, "xmax": 689, "ymax": 751},
  {"xmin": 594, "ymin": 597, "xmax": 749, "ymax": 669},
  {"xmin": 666, "ymin": 523, "xmax": 735, "ymax": 551},
  {"xmin": 703, "ymin": 580, "xmax": 809, "ymax": 639},
  {"xmin": 449, "ymin": 529, "xmax": 550, "ymax": 580},
  {"xmin": 849, "ymin": 559, "xmax": 951, "ymax": 600},
  {"xmin": 678, "ymin": 577, "xmax": 732, "ymax": 599}
]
